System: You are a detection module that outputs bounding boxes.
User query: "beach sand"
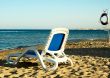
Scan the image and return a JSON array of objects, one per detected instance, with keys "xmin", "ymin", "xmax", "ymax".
[{"xmin": 0, "ymin": 40, "xmax": 110, "ymax": 78}]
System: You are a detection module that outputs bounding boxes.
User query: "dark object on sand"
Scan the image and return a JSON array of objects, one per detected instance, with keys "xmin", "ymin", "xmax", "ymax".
[{"xmin": 100, "ymin": 11, "xmax": 108, "ymax": 25}]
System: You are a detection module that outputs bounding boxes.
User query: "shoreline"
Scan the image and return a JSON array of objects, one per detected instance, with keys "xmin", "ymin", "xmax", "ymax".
[
  {"xmin": 0, "ymin": 39, "xmax": 109, "ymax": 51},
  {"xmin": 0, "ymin": 40, "xmax": 110, "ymax": 59}
]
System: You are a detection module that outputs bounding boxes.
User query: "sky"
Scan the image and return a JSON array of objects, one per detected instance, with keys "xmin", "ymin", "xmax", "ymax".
[{"xmin": 0, "ymin": 0, "xmax": 110, "ymax": 29}]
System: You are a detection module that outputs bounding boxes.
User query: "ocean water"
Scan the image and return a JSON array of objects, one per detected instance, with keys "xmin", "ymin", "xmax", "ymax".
[{"xmin": 0, "ymin": 29, "xmax": 108, "ymax": 50}]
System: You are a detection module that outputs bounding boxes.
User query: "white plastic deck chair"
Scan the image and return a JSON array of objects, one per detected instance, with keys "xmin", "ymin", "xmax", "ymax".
[
  {"xmin": 6, "ymin": 28, "xmax": 73, "ymax": 70},
  {"xmin": 43, "ymin": 28, "xmax": 73, "ymax": 67},
  {"xmin": 6, "ymin": 47, "xmax": 58, "ymax": 70}
]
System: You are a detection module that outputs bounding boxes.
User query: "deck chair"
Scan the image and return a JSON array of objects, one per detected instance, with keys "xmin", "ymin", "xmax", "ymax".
[
  {"xmin": 6, "ymin": 28, "xmax": 73, "ymax": 70},
  {"xmin": 6, "ymin": 47, "xmax": 58, "ymax": 70},
  {"xmin": 44, "ymin": 28, "xmax": 73, "ymax": 66}
]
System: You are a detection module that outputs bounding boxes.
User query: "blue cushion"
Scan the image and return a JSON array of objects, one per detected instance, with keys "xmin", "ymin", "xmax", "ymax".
[
  {"xmin": 48, "ymin": 33, "xmax": 65, "ymax": 51},
  {"xmin": 25, "ymin": 50, "xmax": 36, "ymax": 56}
]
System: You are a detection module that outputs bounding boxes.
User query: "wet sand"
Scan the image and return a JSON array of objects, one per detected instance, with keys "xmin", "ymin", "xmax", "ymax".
[{"xmin": 0, "ymin": 40, "xmax": 110, "ymax": 78}]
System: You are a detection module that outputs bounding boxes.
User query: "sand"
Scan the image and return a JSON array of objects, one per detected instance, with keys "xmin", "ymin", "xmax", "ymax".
[{"xmin": 0, "ymin": 40, "xmax": 110, "ymax": 78}]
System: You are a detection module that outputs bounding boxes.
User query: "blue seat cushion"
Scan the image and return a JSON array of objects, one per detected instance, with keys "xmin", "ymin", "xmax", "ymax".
[
  {"xmin": 25, "ymin": 50, "xmax": 42, "ymax": 56},
  {"xmin": 25, "ymin": 50, "xmax": 36, "ymax": 55},
  {"xmin": 48, "ymin": 33, "xmax": 65, "ymax": 51}
]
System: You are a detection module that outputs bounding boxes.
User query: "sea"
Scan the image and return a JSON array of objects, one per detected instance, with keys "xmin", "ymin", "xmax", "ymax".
[{"xmin": 0, "ymin": 29, "xmax": 109, "ymax": 50}]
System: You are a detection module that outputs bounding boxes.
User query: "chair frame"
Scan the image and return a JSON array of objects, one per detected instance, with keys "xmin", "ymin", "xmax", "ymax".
[
  {"xmin": 6, "ymin": 28, "xmax": 73, "ymax": 70},
  {"xmin": 43, "ymin": 28, "xmax": 73, "ymax": 65}
]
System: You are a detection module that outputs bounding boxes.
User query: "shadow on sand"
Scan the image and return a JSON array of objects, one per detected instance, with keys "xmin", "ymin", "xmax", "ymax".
[
  {"xmin": 0, "ymin": 60, "xmax": 38, "ymax": 68},
  {"xmin": 65, "ymin": 48, "xmax": 110, "ymax": 58}
]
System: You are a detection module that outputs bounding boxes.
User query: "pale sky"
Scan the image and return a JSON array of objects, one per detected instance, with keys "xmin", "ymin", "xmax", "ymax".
[{"xmin": 0, "ymin": 0, "xmax": 110, "ymax": 29}]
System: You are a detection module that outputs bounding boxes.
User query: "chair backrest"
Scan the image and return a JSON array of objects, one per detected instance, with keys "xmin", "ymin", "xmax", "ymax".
[{"xmin": 45, "ymin": 28, "xmax": 69, "ymax": 54}]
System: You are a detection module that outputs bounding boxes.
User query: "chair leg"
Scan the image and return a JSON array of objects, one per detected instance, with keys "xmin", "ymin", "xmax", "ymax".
[
  {"xmin": 6, "ymin": 53, "xmax": 25, "ymax": 65},
  {"xmin": 44, "ymin": 58, "xmax": 58, "ymax": 70},
  {"xmin": 35, "ymin": 50, "xmax": 58, "ymax": 70},
  {"xmin": 6, "ymin": 56, "xmax": 19, "ymax": 65},
  {"xmin": 67, "ymin": 58, "xmax": 73, "ymax": 66},
  {"xmin": 35, "ymin": 50, "xmax": 47, "ymax": 70}
]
